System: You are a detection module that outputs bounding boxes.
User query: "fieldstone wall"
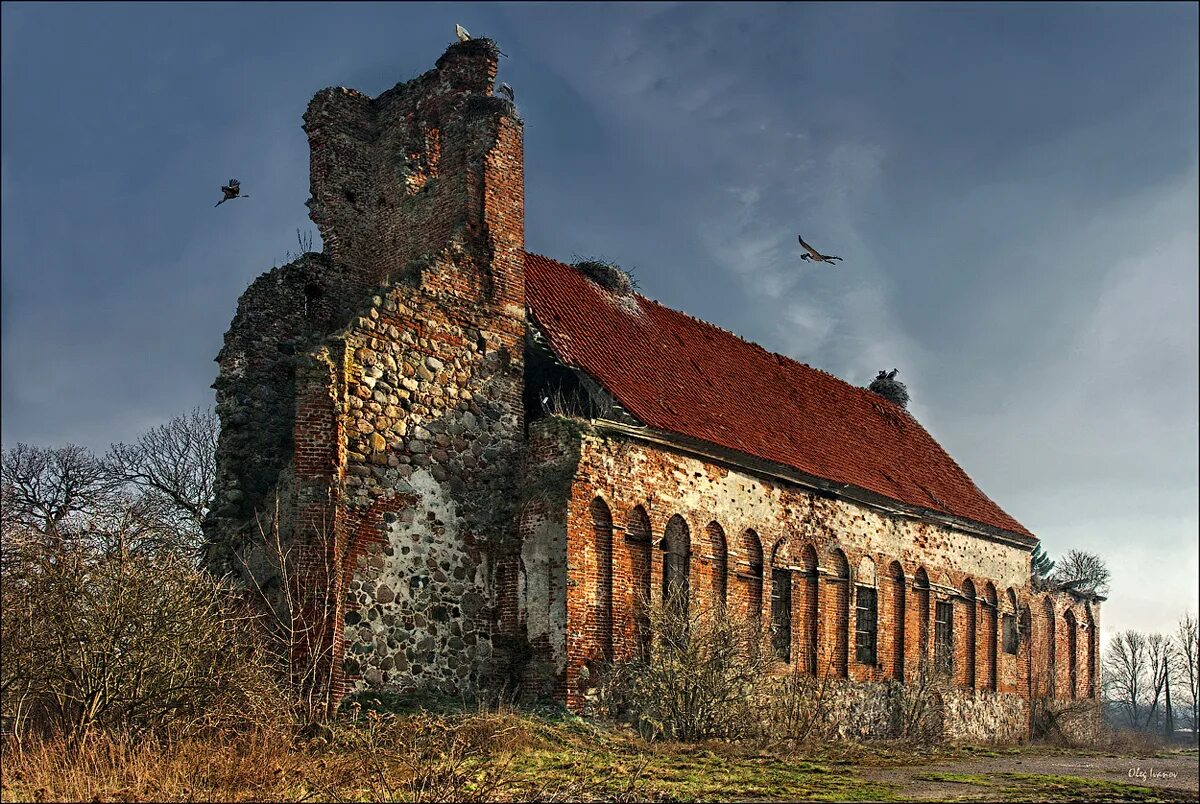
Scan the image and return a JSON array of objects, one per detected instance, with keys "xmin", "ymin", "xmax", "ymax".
[
  {"xmin": 205, "ymin": 37, "xmax": 528, "ymax": 701},
  {"xmin": 942, "ymin": 688, "xmax": 1029, "ymax": 744},
  {"xmin": 334, "ymin": 285, "xmax": 524, "ymax": 695},
  {"xmin": 806, "ymin": 680, "xmax": 1028, "ymax": 745},
  {"xmin": 204, "ymin": 253, "xmax": 347, "ymax": 574}
]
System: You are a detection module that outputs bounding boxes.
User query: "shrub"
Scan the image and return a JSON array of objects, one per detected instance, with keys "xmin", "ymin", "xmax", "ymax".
[
  {"xmin": 0, "ymin": 532, "xmax": 281, "ymax": 745},
  {"xmin": 595, "ymin": 589, "xmax": 774, "ymax": 741}
]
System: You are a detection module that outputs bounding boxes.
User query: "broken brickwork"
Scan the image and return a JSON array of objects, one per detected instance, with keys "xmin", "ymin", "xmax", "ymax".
[
  {"xmin": 205, "ymin": 36, "xmax": 1100, "ymax": 743},
  {"xmin": 206, "ymin": 38, "xmax": 526, "ymax": 698}
]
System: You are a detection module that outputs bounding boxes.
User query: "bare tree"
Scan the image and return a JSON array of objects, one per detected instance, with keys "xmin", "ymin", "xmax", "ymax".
[
  {"xmin": 1, "ymin": 443, "xmax": 116, "ymax": 549},
  {"xmin": 236, "ymin": 502, "xmax": 341, "ymax": 725},
  {"xmin": 104, "ymin": 407, "xmax": 218, "ymax": 553},
  {"xmin": 1052, "ymin": 549, "xmax": 1111, "ymax": 597},
  {"xmin": 1104, "ymin": 630, "xmax": 1148, "ymax": 729},
  {"xmin": 1144, "ymin": 633, "xmax": 1173, "ymax": 730},
  {"xmin": 1176, "ymin": 613, "xmax": 1199, "ymax": 735}
]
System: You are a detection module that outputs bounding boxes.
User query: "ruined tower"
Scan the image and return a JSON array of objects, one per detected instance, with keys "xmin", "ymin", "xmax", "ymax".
[{"xmin": 206, "ymin": 37, "xmax": 526, "ymax": 698}]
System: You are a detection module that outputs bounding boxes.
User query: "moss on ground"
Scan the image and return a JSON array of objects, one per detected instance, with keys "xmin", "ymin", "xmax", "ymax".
[{"xmin": 994, "ymin": 772, "xmax": 1193, "ymax": 802}]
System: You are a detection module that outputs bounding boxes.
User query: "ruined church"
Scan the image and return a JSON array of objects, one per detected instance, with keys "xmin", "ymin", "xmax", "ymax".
[{"xmin": 205, "ymin": 37, "xmax": 1100, "ymax": 742}]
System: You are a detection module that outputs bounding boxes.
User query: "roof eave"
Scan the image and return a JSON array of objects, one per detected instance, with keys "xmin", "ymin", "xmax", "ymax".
[{"xmin": 585, "ymin": 418, "xmax": 1039, "ymax": 551}]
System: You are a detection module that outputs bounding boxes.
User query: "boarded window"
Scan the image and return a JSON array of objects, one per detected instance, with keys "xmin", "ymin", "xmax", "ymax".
[
  {"xmin": 935, "ymin": 600, "xmax": 954, "ymax": 675},
  {"xmin": 855, "ymin": 586, "xmax": 878, "ymax": 666},
  {"xmin": 1002, "ymin": 613, "xmax": 1019, "ymax": 655},
  {"xmin": 771, "ymin": 569, "xmax": 792, "ymax": 662}
]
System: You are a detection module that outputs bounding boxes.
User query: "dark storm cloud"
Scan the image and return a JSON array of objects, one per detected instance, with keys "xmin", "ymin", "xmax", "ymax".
[{"xmin": 3, "ymin": 2, "xmax": 1196, "ymax": 636}]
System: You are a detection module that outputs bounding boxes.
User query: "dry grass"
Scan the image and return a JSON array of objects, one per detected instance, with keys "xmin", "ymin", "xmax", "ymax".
[
  {"xmin": 5, "ymin": 706, "xmax": 1185, "ymax": 803},
  {"xmin": 1, "ymin": 727, "xmax": 316, "ymax": 802},
  {"xmin": 0, "ymin": 707, "xmax": 900, "ymax": 803}
]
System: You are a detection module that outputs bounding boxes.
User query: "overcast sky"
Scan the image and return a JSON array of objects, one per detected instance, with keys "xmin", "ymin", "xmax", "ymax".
[{"xmin": 3, "ymin": 2, "xmax": 1197, "ymax": 642}]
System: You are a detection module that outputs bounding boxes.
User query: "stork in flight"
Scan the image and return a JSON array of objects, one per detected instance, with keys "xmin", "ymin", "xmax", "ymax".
[
  {"xmin": 498, "ymin": 82, "xmax": 514, "ymax": 102},
  {"xmin": 797, "ymin": 234, "xmax": 842, "ymax": 264},
  {"xmin": 215, "ymin": 179, "xmax": 248, "ymax": 207},
  {"xmin": 455, "ymin": 24, "xmax": 471, "ymax": 42}
]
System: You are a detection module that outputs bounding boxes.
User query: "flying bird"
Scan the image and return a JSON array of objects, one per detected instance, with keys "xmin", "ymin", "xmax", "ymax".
[
  {"xmin": 455, "ymin": 24, "xmax": 471, "ymax": 42},
  {"xmin": 498, "ymin": 82, "xmax": 514, "ymax": 102},
  {"xmin": 797, "ymin": 234, "xmax": 843, "ymax": 264},
  {"xmin": 215, "ymin": 179, "xmax": 248, "ymax": 207}
]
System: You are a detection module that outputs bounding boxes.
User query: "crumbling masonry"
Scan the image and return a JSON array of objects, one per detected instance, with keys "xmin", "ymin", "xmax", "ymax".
[{"xmin": 205, "ymin": 38, "xmax": 1101, "ymax": 743}]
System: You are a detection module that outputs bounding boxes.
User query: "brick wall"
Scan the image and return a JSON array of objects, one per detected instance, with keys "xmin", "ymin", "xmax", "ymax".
[{"xmin": 538, "ymin": 421, "xmax": 1098, "ymax": 739}]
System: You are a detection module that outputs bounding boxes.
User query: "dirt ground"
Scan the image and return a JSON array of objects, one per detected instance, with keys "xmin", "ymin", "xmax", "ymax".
[{"xmin": 860, "ymin": 750, "xmax": 1200, "ymax": 802}]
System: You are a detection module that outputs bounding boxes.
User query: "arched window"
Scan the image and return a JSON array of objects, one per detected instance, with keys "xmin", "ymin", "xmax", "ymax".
[
  {"xmin": 1042, "ymin": 597, "xmax": 1056, "ymax": 698},
  {"xmin": 800, "ymin": 545, "xmax": 820, "ymax": 674},
  {"xmin": 983, "ymin": 582, "xmax": 998, "ymax": 691},
  {"xmin": 625, "ymin": 506, "xmax": 652, "ymax": 659},
  {"xmin": 588, "ymin": 497, "xmax": 614, "ymax": 662},
  {"xmin": 1002, "ymin": 589, "xmax": 1020, "ymax": 657},
  {"xmin": 829, "ymin": 548, "xmax": 850, "ymax": 677},
  {"xmin": 915, "ymin": 568, "xmax": 931, "ymax": 672},
  {"xmin": 770, "ymin": 539, "xmax": 792, "ymax": 662},
  {"xmin": 1064, "ymin": 609, "xmax": 1078, "ymax": 699},
  {"xmin": 738, "ymin": 529, "xmax": 764, "ymax": 630},
  {"xmin": 705, "ymin": 522, "xmax": 728, "ymax": 607},
  {"xmin": 960, "ymin": 579, "xmax": 977, "ymax": 689},
  {"xmin": 662, "ymin": 515, "xmax": 691, "ymax": 614},
  {"xmin": 855, "ymin": 557, "xmax": 878, "ymax": 667},
  {"xmin": 886, "ymin": 561, "xmax": 906, "ymax": 680}
]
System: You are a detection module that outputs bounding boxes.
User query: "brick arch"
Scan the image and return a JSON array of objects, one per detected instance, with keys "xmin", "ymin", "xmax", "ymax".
[
  {"xmin": 983, "ymin": 581, "xmax": 998, "ymax": 691},
  {"xmin": 704, "ymin": 521, "xmax": 728, "ymax": 607},
  {"xmin": 769, "ymin": 534, "xmax": 790, "ymax": 567},
  {"xmin": 738, "ymin": 529, "xmax": 764, "ymax": 629},
  {"xmin": 853, "ymin": 556, "xmax": 879, "ymax": 670},
  {"xmin": 768, "ymin": 536, "xmax": 793, "ymax": 662},
  {"xmin": 885, "ymin": 560, "xmax": 906, "ymax": 680},
  {"xmin": 960, "ymin": 578, "xmax": 977, "ymax": 689},
  {"xmin": 1042, "ymin": 595, "xmax": 1057, "ymax": 698},
  {"xmin": 1064, "ymin": 608, "xmax": 1079, "ymax": 699},
  {"xmin": 587, "ymin": 497, "xmax": 614, "ymax": 662},
  {"xmin": 799, "ymin": 544, "xmax": 820, "ymax": 673},
  {"xmin": 827, "ymin": 547, "xmax": 851, "ymax": 677},
  {"xmin": 914, "ymin": 567, "xmax": 931, "ymax": 671},
  {"xmin": 1018, "ymin": 604, "xmax": 1033, "ymax": 701},
  {"xmin": 622, "ymin": 505, "xmax": 652, "ymax": 659},
  {"xmin": 661, "ymin": 514, "xmax": 691, "ymax": 612}
]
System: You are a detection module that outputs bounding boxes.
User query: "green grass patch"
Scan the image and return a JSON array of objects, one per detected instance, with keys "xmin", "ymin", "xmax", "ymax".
[{"xmin": 911, "ymin": 772, "xmax": 995, "ymax": 786}]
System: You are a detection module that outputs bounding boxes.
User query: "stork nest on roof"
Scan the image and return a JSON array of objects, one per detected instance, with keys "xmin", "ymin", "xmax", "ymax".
[
  {"xmin": 868, "ymin": 371, "xmax": 910, "ymax": 408},
  {"xmin": 571, "ymin": 256, "xmax": 638, "ymax": 296}
]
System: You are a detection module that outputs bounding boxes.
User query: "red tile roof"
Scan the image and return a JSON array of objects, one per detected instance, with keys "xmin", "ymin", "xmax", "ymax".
[{"xmin": 524, "ymin": 252, "xmax": 1033, "ymax": 540}]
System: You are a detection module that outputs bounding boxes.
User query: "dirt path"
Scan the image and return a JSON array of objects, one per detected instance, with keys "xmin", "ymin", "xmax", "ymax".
[{"xmin": 860, "ymin": 751, "xmax": 1200, "ymax": 801}]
